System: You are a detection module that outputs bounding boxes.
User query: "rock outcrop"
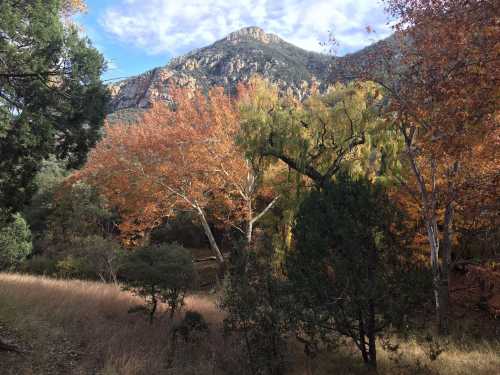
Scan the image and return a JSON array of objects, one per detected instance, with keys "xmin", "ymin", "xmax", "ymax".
[
  {"xmin": 107, "ymin": 26, "xmax": 394, "ymax": 116},
  {"xmin": 108, "ymin": 27, "xmax": 334, "ymax": 113}
]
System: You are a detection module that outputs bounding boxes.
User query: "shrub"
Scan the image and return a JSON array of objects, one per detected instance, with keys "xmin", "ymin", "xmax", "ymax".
[
  {"xmin": 221, "ymin": 239, "xmax": 289, "ymax": 375},
  {"xmin": 73, "ymin": 235, "xmax": 124, "ymax": 283},
  {"xmin": 56, "ymin": 255, "xmax": 95, "ymax": 279},
  {"xmin": 20, "ymin": 255, "xmax": 58, "ymax": 276},
  {"xmin": 0, "ymin": 213, "xmax": 32, "ymax": 270},
  {"xmin": 121, "ymin": 243, "xmax": 195, "ymax": 322}
]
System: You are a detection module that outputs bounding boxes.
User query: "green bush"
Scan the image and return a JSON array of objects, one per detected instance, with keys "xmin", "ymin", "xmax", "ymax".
[
  {"xmin": 19, "ymin": 255, "xmax": 58, "ymax": 276},
  {"xmin": 73, "ymin": 235, "xmax": 124, "ymax": 283},
  {"xmin": 221, "ymin": 240, "xmax": 289, "ymax": 375},
  {"xmin": 121, "ymin": 243, "xmax": 196, "ymax": 322},
  {"xmin": 0, "ymin": 213, "xmax": 32, "ymax": 270},
  {"xmin": 18, "ymin": 233, "xmax": 124, "ymax": 281},
  {"xmin": 56, "ymin": 255, "xmax": 95, "ymax": 279}
]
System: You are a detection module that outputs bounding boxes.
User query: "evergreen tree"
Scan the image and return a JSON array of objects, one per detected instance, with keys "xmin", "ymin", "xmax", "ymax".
[
  {"xmin": 0, "ymin": 0, "xmax": 109, "ymax": 215},
  {"xmin": 0, "ymin": 213, "xmax": 32, "ymax": 270},
  {"xmin": 287, "ymin": 173, "xmax": 429, "ymax": 370}
]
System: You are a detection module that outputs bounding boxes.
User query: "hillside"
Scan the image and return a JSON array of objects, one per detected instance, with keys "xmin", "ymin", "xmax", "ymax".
[
  {"xmin": 107, "ymin": 26, "xmax": 391, "ymax": 116},
  {"xmin": 1, "ymin": 273, "xmax": 498, "ymax": 375}
]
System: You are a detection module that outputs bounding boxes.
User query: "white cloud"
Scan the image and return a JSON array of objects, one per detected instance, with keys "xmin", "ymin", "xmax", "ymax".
[{"xmin": 100, "ymin": 0, "xmax": 392, "ymax": 56}]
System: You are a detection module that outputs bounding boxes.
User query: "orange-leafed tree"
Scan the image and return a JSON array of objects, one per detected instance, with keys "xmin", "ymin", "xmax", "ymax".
[
  {"xmin": 80, "ymin": 86, "xmax": 278, "ymax": 270},
  {"xmin": 367, "ymin": 0, "xmax": 500, "ymax": 334}
]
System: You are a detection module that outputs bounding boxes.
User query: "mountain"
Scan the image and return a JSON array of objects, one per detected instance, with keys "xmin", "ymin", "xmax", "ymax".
[{"xmin": 107, "ymin": 26, "xmax": 390, "ymax": 116}]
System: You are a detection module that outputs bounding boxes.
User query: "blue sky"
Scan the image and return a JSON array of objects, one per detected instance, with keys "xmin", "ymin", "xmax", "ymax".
[{"xmin": 78, "ymin": 0, "xmax": 393, "ymax": 81}]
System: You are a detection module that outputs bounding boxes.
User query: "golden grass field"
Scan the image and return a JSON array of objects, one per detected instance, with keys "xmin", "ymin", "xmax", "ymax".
[{"xmin": 0, "ymin": 272, "xmax": 498, "ymax": 375}]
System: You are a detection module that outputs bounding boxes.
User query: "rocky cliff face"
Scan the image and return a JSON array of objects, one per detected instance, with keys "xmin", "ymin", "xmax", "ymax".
[
  {"xmin": 107, "ymin": 26, "xmax": 391, "ymax": 115},
  {"xmin": 108, "ymin": 27, "xmax": 334, "ymax": 113}
]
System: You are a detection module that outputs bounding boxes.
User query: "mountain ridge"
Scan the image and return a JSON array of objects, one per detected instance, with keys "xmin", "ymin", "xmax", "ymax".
[{"xmin": 107, "ymin": 26, "xmax": 387, "ymax": 116}]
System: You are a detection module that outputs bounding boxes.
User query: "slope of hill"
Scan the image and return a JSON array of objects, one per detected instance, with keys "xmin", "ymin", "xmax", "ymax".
[
  {"xmin": 108, "ymin": 26, "xmax": 348, "ymax": 114},
  {"xmin": 1, "ymin": 272, "xmax": 498, "ymax": 375}
]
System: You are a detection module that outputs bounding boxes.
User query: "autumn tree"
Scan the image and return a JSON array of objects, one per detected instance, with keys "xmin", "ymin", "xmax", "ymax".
[
  {"xmin": 81, "ymin": 86, "xmax": 278, "ymax": 272},
  {"xmin": 237, "ymin": 77, "xmax": 397, "ymax": 190},
  {"xmin": 236, "ymin": 77, "xmax": 402, "ymax": 272},
  {"xmin": 359, "ymin": 0, "xmax": 500, "ymax": 334},
  {"xmin": 338, "ymin": 0, "xmax": 499, "ymax": 333}
]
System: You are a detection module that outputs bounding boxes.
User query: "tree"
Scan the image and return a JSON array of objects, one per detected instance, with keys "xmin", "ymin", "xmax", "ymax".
[
  {"xmin": 0, "ymin": 0, "xmax": 109, "ymax": 215},
  {"xmin": 287, "ymin": 173, "xmax": 429, "ymax": 370},
  {"xmin": 237, "ymin": 77, "xmax": 394, "ymax": 189},
  {"xmin": 47, "ymin": 181, "xmax": 116, "ymax": 246},
  {"xmin": 121, "ymin": 243, "xmax": 195, "ymax": 322},
  {"xmin": 359, "ymin": 0, "xmax": 500, "ymax": 334},
  {"xmin": 22, "ymin": 162, "xmax": 123, "ymax": 280},
  {"xmin": 81, "ymin": 86, "xmax": 278, "ymax": 273},
  {"xmin": 0, "ymin": 213, "xmax": 32, "ymax": 270},
  {"xmin": 22, "ymin": 157, "xmax": 68, "ymax": 252},
  {"xmin": 221, "ymin": 235, "xmax": 289, "ymax": 375},
  {"xmin": 237, "ymin": 77, "xmax": 401, "ymax": 272}
]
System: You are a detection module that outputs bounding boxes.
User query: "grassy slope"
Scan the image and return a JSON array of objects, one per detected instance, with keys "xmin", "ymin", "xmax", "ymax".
[{"xmin": 0, "ymin": 273, "xmax": 498, "ymax": 375}]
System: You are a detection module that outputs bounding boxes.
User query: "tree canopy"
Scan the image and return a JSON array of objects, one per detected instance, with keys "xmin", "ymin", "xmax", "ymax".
[{"xmin": 0, "ymin": 0, "xmax": 109, "ymax": 214}]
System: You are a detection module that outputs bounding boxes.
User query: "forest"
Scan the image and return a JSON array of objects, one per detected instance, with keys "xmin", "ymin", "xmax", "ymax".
[{"xmin": 0, "ymin": 0, "xmax": 498, "ymax": 374}]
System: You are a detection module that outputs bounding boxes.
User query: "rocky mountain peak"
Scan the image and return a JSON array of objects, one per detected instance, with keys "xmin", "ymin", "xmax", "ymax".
[
  {"xmin": 223, "ymin": 26, "xmax": 281, "ymax": 44},
  {"xmin": 107, "ymin": 27, "xmax": 393, "ymax": 119}
]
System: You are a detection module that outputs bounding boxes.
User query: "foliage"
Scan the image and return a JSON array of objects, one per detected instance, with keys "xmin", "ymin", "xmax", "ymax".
[
  {"xmin": 81, "ymin": 87, "xmax": 243, "ymax": 258},
  {"xmin": 0, "ymin": 213, "xmax": 32, "ymax": 270},
  {"xmin": 23, "ymin": 157, "xmax": 69, "ymax": 250},
  {"xmin": 172, "ymin": 310, "xmax": 209, "ymax": 342},
  {"xmin": 20, "ymin": 238, "xmax": 123, "ymax": 281},
  {"xmin": 221, "ymin": 238, "xmax": 289, "ymax": 375},
  {"xmin": 371, "ymin": 0, "xmax": 500, "ymax": 334},
  {"xmin": 29, "ymin": 177, "xmax": 118, "ymax": 260},
  {"xmin": 150, "ymin": 212, "xmax": 210, "ymax": 249},
  {"xmin": 0, "ymin": 0, "xmax": 109, "ymax": 214},
  {"xmin": 22, "ymin": 163, "xmax": 123, "ymax": 281},
  {"xmin": 82, "ymin": 85, "xmax": 279, "ymax": 271},
  {"xmin": 48, "ymin": 181, "xmax": 116, "ymax": 243},
  {"xmin": 55, "ymin": 255, "xmax": 94, "ymax": 279},
  {"xmin": 121, "ymin": 243, "xmax": 195, "ymax": 322},
  {"xmin": 75, "ymin": 235, "xmax": 124, "ymax": 283},
  {"xmin": 238, "ymin": 77, "xmax": 401, "ymax": 188},
  {"xmin": 286, "ymin": 173, "xmax": 430, "ymax": 369},
  {"xmin": 19, "ymin": 255, "xmax": 58, "ymax": 276}
]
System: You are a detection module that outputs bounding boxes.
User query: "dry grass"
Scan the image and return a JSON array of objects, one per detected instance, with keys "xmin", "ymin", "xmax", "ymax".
[
  {"xmin": 294, "ymin": 337, "xmax": 500, "ymax": 375},
  {"xmin": 0, "ymin": 272, "xmax": 226, "ymax": 374},
  {"xmin": 0, "ymin": 272, "xmax": 498, "ymax": 375}
]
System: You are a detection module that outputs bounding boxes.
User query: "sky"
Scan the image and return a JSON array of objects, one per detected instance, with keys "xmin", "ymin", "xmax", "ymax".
[{"xmin": 78, "ymin": 0, "xmax": 393, "ymax": 81}]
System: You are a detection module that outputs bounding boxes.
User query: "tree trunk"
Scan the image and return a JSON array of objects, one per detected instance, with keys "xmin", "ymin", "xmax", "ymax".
[
  {"xmin": 169, "ymin": 306, "xmax": 175, "ymax": 320},
  {"xmin": 367, "ymin": 302, "xmax": 377, "ymax": 371},
  {"xmin": 366, "ymin": 247, "xmax": 378, "ymax": 371},
  {"xmin": 405, "ymin": 141, "xmax": 448, "ymax": 335},
  {"xmin": 246, "ymin": 198, "xmax": 253, "ymax": 247},
  {"xmin": 195, "ymin": 204, "xmax": 225, "ymax": 267},
  {"xmin": 423, "ymin": 217, "xmax": 442, "ymax": 330},
  {"xmin": 241, "ymin": 198, "xmax": 254, "ymax": 273},
  {"xmin": 358, "ymin": 312, "xmax": 369, "ymax": 365},
  {"xmin": 439, "ymin": 201, "xmax": 454, "ymax": 335}
]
